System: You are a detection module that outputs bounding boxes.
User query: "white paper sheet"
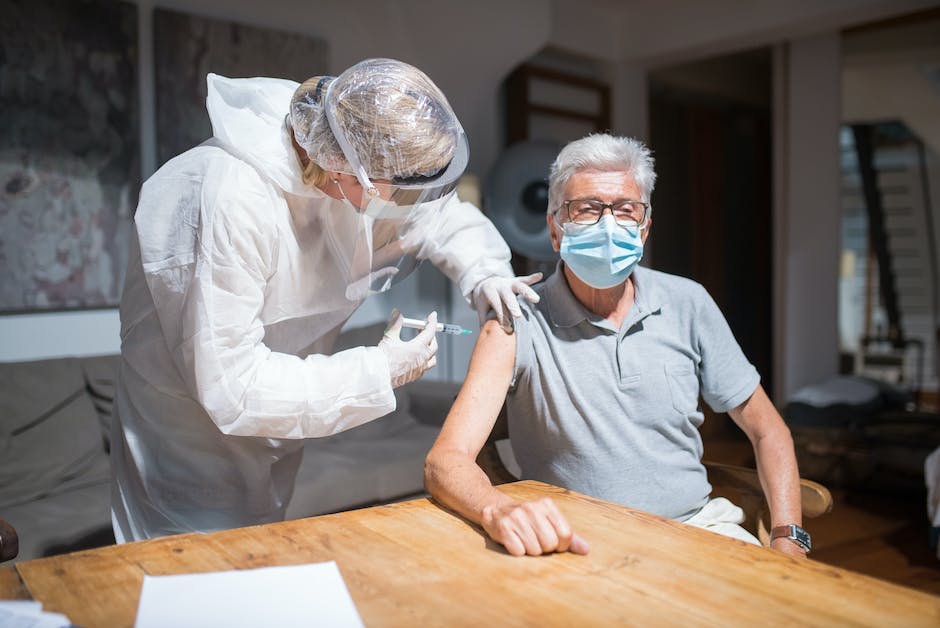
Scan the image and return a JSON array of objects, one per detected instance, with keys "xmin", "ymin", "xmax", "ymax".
[
  {"xmin": 134, "ymin": 561, "xmax": 364, "ymax": 628},
  {"xmin": 0, "ymin": 601, "xmax": 71, "ymax": 628}
]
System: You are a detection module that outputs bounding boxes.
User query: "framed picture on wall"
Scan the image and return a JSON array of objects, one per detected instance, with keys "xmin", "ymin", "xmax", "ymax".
[
  {"xmin": 0, "ymin": 0, "xmax": 140, "ymax": 313},
  {"xmin": 153, "ymin": 8, "xmax": 329, "ymax": 167}
]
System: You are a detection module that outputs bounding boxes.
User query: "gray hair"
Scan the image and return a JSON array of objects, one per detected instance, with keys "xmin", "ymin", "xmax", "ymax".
[{"xmin": 547, "ymin": 133, "xmax": 657, "ymax": 215}]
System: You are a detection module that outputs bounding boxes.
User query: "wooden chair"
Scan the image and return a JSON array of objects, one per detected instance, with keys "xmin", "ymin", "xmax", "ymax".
[
  {"xmin": 0, "ymin": 519, "xmax": 18, "ymax": 563},
  {"xmin": 703, "ymin": 460, "xmax": 832, "ymax": 545},
  {"xmin": 476, "ymin": 409, "xmax": 833, "ymax": 547}
]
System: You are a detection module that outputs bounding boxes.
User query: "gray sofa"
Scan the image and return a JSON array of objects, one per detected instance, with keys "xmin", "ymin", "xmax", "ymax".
[{"xmin": 0, "ymin": 342, "xmax": 460, "ymax": 563}]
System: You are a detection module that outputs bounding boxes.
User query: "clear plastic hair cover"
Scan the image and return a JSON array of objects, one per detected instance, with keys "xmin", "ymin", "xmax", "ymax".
[{"xmin": 289, "ymin": 59, "xmax": 469, "ymax": 297}]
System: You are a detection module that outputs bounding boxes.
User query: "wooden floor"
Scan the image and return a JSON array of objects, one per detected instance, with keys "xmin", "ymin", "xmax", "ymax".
[{"xmin": 703, "ymin": 431, "xmax": 940, "ymax": 597}]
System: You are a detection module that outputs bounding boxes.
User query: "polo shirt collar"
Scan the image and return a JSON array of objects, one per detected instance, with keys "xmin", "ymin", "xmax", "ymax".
[
  {"xmin": 631, "ymin": 265, "xmax": 665, "ymax": 313},
  {"xmin": 544, "ymin": 262, "xmax": 664, "ymax": 329},
  {"xmin": 542, "ymin": 262, "xmax": 586, "ymax": 328}
]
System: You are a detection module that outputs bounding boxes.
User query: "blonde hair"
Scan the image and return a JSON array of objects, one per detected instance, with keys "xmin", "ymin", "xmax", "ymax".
[{"xmin": 300, "ymin": 155, "xmax": 330, "ymax": 187}]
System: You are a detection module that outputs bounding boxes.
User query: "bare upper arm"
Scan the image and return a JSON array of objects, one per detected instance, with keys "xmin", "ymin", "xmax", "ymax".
[{"xmin": 431, "ymin": 318, "xmax": 517, "ymax": 459}]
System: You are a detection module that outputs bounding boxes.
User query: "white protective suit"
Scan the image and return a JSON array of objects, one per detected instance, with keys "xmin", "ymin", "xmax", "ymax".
[{"xmin": 111, "ymin": 74, "xmax": 514, "ymax": 542}]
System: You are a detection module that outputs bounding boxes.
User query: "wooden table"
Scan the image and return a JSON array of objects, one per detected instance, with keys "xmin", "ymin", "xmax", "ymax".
[{"xmin": 2, "ymin": 481, "xmax": 939, "ymax": 626}]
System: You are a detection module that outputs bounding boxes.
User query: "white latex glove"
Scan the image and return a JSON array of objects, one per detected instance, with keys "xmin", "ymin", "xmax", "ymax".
[
  {"xmin": 378, "ymin": 308, "xmax": 438, "ymax": 388},
  {"xmin": 472, "ymin": 273, "xmax": 543, "ymax": 330}
]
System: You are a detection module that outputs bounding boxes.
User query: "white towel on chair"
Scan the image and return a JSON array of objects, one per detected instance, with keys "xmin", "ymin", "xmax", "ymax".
[
  {"xmin": 685, "ymin": 497, "xmax": 762, "ymax": 546},
  {"xmin": 926, "ymin": 446, "xmax": 940, "ymax": 524},
  {"xmin": 925, "ymin": 446, "xmax": 940, "ymax": 561}
]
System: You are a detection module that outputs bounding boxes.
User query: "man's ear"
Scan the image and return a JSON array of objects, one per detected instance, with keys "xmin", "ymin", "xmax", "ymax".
[{"xmin": 547, "ymin": 212, "xmax": 562, "ymax": 252}]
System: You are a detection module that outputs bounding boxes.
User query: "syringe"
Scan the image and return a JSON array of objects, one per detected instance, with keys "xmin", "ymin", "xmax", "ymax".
[{"xmin": 401, "ymin": 317, "xmax": 473, "ymax": 336}]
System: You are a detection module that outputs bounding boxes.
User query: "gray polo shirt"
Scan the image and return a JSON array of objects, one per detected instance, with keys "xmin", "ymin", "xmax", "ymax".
[{"xmin": 507, "ymin": 263, "xmax": 760, "ymax": 521}]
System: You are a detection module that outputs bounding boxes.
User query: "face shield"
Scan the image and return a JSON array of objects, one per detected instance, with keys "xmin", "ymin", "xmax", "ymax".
[
  {"xmin": 331, "ymin": 131, "xmax": 468, "ymax": 300},
  {"xmin": 290, "ymin": 59, "xmax": 468, "ymax": 300}
]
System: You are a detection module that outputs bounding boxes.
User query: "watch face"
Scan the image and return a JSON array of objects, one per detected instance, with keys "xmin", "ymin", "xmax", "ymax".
[{"xmin": 793, "ymin": 526, "xmax": 812, "ymax": 551}]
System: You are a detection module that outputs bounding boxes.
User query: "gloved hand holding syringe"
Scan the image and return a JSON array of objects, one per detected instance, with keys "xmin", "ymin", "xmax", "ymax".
[
  {"xmin": 378, "ymin": 309, "xmax": 469, "ymax": 389},
  {"xmin": 402, "ymin": 317, "xmax": 472, "ymax": 336}
]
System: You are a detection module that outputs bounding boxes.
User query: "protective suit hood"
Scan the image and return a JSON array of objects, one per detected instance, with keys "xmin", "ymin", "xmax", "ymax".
[{"xmin": 206, "ymin": 73, "xmax": 316, "ymax": 197}]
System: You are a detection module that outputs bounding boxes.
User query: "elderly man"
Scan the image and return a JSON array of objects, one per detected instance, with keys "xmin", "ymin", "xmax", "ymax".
[{"xmin": 425, "ymin": 133, "xmax": 808, "ymax": 558}]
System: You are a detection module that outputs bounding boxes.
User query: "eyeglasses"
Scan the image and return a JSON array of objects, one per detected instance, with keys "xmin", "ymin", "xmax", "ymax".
[{"xmin": 562, "ymin": 199, "xmax": 649, "ymax": 227}]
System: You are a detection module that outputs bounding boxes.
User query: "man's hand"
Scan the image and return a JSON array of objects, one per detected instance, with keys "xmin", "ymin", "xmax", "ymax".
[
  {"xmin": 480, "ymin": 497, "xmax": 590, "ymax": 557},
  {"xmin": 771, "ymin": 537, "xmax": 808, "ymax": 558}
]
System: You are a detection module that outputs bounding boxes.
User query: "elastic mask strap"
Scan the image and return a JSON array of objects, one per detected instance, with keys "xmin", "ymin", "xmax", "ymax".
[
  {"xmin": 331, "ymin": 177, "xmax": 360, "ymax": 213},
  {"xmin": 324, "ymin": 80, "xmax": 379, "ymax": 198}
]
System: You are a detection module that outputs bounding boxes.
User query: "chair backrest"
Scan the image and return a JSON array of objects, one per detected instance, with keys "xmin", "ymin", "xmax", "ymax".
[
  {"xmin": 0, "ymin": 519, "xmax": 18, "ymax": 563},
  {"xmin": 704, "ymin": 460, "xmax": 833, "ymax": 545}
]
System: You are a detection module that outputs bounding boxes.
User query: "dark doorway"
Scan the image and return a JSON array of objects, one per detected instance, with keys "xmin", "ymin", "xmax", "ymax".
[{"xmin": 649, "ymin": 48, "xmax": 774, "ymax": 398}]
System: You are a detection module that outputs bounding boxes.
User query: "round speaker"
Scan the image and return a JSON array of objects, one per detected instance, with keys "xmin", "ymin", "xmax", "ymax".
[{"xmin": 484, "ymin": 140, "xmax": 561, "ymax": 262}]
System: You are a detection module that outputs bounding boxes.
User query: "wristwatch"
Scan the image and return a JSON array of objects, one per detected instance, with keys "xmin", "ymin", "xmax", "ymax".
[{"xmin": 771, "ymin": 524, "xmax": 812, "ymax": 553}]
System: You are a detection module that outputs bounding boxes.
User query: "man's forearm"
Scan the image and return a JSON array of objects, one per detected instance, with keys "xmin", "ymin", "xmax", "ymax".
[
  {"xmin": 731, "ymin": 386, "xmax": 804, "ymax": 546},
  {"xmin": 424, "ymin": 451, "xmax": 517, "ymax": 525},
  {"xmin": 753, "ymin": 425, "xmax": 802, "ymax": 528}
]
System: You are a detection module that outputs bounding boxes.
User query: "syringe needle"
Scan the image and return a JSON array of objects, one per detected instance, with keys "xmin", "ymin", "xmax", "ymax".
[{"xmin": 401, "ymin": 317, "xmax": 472, "ymax": 336}]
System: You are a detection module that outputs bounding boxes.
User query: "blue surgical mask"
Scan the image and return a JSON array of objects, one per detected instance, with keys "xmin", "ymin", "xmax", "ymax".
[{"xmin": 559, "ymin": 214, "xmax": 644, "ymax": 289}]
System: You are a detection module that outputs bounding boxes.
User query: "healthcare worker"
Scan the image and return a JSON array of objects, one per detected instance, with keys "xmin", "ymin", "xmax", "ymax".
[{"xmin": 111, "ymin": 58, "xmax": 540, "ymax": 542}]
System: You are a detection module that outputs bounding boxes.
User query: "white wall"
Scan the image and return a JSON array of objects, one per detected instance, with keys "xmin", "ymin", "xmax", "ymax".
[
  {"xmin": 0, "ymin": 310, "xmax": 121, "ymax": 362},
  {"xmin": 842, "ymin": 15, "xmax": 940, "ymax": 155},
  {"xmin": 622, "ymin": 0, "xmax": 938, "ymax": 68},
  {"xmin": 774, "ymin": 33, "xmax": 843, "ymax": 399}
]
